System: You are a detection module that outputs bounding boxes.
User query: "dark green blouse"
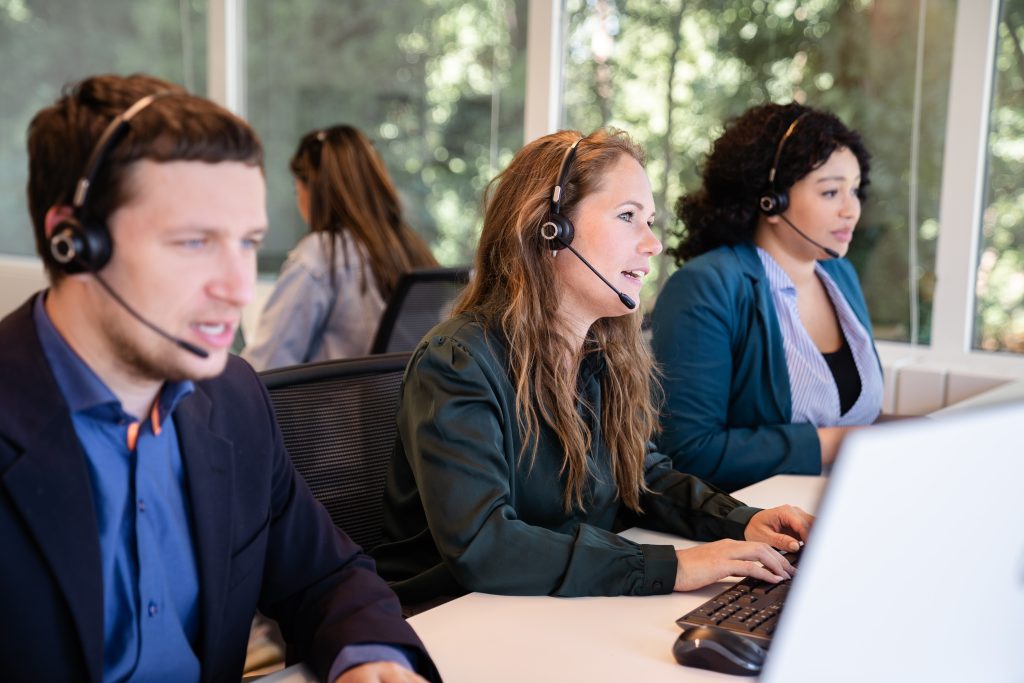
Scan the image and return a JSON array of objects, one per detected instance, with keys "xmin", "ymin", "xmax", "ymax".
[{"xmin": 372, "ymin": 315, "xmax": 759, "ymax": 605}]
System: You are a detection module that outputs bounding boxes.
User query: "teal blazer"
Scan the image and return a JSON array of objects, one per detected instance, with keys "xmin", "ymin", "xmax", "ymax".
[{"xmin": 650, "ymin": 243, "xmax": 879, "ymax": 492}]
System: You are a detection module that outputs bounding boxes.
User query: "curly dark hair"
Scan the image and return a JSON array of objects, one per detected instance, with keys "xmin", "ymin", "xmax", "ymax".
[{"xmin": 667, "ymin": 102, "xmax": 871, "ymax": 265}]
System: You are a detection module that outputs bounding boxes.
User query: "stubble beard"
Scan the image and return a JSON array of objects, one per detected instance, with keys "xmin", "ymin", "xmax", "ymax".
[{"xmin": 106, "ymin": 314, "xmax": 224, "ymax": 384}]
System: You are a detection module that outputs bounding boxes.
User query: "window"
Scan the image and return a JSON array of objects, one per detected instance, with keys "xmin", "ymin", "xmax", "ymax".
[
  {"xmin": 562, "ymin": 0, "xmax": 956, "ymax": 346},
  {"xmin": 975, "ymin": 0, "xmax": 1024, "ymax": 354},
  {"xmin": 245, "ymin": 0, "xmax": 527, "ymax": 272},
  {"xmin": 0, "ymin": 0, "xmax": 207, "ymax": 257}
]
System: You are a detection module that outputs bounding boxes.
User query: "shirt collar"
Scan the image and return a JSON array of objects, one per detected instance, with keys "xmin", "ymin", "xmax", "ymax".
[
  {"xmin": 33, "ymin": 291, "xmax": 194, "ymax": 422},
  {"xmin": 755, "ymin": 247, "xmax": 797, "ymax": 293}
]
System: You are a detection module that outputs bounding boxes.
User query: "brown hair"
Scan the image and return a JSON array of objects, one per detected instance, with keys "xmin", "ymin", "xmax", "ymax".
[
  {"xmin": 290, "ymin": 125, "xmax": 437, "ymax": 297},
  {"xmin": 455, "ymin": 128, "xmax": 658, "ymax": 513},
  {"xmin": 27, "ymin": 73, "xmax": 264, "ymax": 283}
]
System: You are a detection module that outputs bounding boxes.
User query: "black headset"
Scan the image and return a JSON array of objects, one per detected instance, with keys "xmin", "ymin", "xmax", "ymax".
[
  {"xmin": 539, "ymin": 137, "xmax": 583, "ymax": 250},
  {"xmin": 758, "ymin": 111, "xmax": 812, "ymax": 217},
  {"xmin": 49, "ymin": 92, "xmax": 171, "ymax": 274}
]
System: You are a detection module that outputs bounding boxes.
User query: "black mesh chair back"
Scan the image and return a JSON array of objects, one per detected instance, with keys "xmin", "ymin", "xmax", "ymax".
[
  {"xmin": 260, "ymin": 352, "xmax": 410, "ymax": 550},
  {"xmin": 370, "ymin": 266, "xmax": 471, "ymax": 354}
]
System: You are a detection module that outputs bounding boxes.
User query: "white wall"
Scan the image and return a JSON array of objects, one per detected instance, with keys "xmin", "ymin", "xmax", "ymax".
[{"xmin": 0, "ymin": 254, "xmax": 47, "ymax": 315}]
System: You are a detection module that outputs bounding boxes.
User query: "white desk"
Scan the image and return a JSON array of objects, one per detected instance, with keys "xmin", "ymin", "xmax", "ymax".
[
  {"xmin": 407, "ymin": 475, "xmax": 825, "ymax": 683},
  {"xmin": 262, "ymin": 475, "xmax": 825, "ymax": 683}
]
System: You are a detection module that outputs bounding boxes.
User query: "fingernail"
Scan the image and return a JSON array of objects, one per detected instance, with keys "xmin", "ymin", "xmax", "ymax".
[{"xmin": 789, "ymin": 541, "xmax": 800, "ymax": 551}]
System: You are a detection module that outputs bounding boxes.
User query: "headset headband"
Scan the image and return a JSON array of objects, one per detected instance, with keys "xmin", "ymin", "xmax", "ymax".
[
  {"xmin": 550, "ymin": 137, "xmax": 583, "ymax": 215},
  {"xmin": 766, "ymin": 111, "xmax": 811, "ymax": 188},
  {"xmin": 72, "ymin": 91, "xmax": 174, "ymax": 211}
]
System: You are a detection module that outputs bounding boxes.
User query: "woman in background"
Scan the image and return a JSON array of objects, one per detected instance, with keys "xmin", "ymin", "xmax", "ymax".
[
  {"xmin": 244, "ymin": 125, "xmax": 436, "ymax": 370},
  {"xmin": 373, "ymin": 128, "xmax": 811, "ymax": 610},
  {"xmin": 651, "ymin": 103, "xmax": 883, "ymax": 492}
]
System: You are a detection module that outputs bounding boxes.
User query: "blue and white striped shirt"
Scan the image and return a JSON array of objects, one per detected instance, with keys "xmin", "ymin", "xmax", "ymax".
[{"xmin": 756, "ymin": 248, "xmax": 883, "ymax": 427}]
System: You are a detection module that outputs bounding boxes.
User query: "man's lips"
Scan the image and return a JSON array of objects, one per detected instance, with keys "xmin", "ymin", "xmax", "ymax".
[{"xmin": 189, "ymin": 320, "xmax": 237, "ymax": 349}]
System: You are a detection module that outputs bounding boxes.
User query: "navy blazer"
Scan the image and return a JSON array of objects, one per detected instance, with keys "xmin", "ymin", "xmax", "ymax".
[
  {"xmin": 0, "ymin": 295, "xmax": 440, "ymax": 683},
  {"xmin": 650, "ymin": 243, "xmax": 879, "ymax": 492}
]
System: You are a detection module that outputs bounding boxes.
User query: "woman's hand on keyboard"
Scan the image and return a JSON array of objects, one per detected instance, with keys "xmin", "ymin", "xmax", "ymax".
[
  {"xmin": 744, "ymin": 505, "xmax": 814, "ymax": 552},
  {"xmin": 673, "ymin": 540, "xmax": 796, "ymax": 591}
]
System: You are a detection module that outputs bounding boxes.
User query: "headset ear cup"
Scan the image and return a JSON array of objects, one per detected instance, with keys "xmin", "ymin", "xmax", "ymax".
[
  {"xmin": 48, "ymin": 217, "xmax": 112, "ymax": 273},
  {"xmin": 49, "ymin": 219, "xmax": 87, "ymax": 274},
  {"xmin": 540, "ymin": 213, "xmax": 575, "ymax": 250},
  {"xmin": 80, "ymin": 218, "xmax": 113, "ymax": 271},
  {"xmin": 758, "ymin": 191, "xmax": 789, "ymax": 217}
]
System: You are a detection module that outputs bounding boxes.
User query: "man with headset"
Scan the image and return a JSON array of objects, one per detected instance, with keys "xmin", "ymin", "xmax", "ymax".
[{"xmin": 0, "ymin": 74, "xmax": 438, "ymax": 683}]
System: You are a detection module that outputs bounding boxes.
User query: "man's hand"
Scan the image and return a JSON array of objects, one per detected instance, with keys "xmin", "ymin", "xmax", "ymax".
[
  {"xmin": 744, "ymin": 504, "xmax": 814, "ymax": 552},
  {"xmin": 336, "ymin": 661, "xmax": 429, "ymax": 683}
]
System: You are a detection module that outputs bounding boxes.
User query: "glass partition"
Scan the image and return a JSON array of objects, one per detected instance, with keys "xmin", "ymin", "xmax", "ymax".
[
  {"xmin": 245, "ymin": 0, "xmax": 528, "ymax": 271},
  {"xmin": 974, "ymin": 0, "xmax": 1024, "ymax": 354},
  {"xmin": 0, "ymin": 0, "xmax": 207, "ymax": 258},
  {"xmin": 562, "ymin": 0, "xmax": 956, "ymax": 340}
]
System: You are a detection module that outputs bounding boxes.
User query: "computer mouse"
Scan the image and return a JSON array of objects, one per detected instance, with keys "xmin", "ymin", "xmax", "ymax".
[{"xmin": 672, "ymin": 626, "xmax": 766, "ymax": 676}]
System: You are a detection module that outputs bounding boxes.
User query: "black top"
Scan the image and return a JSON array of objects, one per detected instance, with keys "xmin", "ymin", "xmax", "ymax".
[
  {"xmin": 822, "ymin": 335, "xmax": 862, "ymax": 415},
  {"xmin": 372, "ymin": 314, "xmax": 760, "ymax": 606}
]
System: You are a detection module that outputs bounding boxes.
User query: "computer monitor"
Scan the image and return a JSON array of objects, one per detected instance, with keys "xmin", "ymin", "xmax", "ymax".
[{"xmin": 760, "ymin": 402, "xmax": 1024, "ymax": 683}]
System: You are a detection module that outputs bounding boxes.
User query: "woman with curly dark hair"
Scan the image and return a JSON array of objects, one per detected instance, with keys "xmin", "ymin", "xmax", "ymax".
[{"xmin": 650, "ymin": 103, "xmax": 883, "ymax": 491}]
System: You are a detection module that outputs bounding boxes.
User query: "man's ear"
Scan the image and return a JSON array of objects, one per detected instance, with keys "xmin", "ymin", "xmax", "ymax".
[{"xmin": 44, "ymin": 205, "xmax": 76, "ymax": 240}]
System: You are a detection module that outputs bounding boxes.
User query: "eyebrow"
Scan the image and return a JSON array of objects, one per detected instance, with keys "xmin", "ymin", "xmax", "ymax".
[
  {"xmin": 815, "ymin": 175, "xmax": 861, "ymax": 184},
  {"xmin": 162, "ymin": 226, "xmax": 270, "ymax": 240}
]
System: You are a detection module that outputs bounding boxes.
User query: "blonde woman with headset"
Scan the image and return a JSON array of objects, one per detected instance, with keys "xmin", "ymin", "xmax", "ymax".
[{"xmin": 372, "ymin": 129, "xmax": 812, "ymax": 611}]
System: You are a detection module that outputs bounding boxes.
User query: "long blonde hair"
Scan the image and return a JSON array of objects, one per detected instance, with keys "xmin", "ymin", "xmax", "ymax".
[{"xmin": 455, "ymin": 129, "xmax": 659, "ymax": 513}]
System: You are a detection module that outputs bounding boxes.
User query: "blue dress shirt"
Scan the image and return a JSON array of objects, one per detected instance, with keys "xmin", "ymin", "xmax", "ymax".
[{"xmin": 34, "ymin": 295, "xmax": 200, "ymax": 682}]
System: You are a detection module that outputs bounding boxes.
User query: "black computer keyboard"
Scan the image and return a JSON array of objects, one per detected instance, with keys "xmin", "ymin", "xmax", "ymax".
[{"xmin": 675, "ymin": 549, "xmax": 803, "ymax": 649}]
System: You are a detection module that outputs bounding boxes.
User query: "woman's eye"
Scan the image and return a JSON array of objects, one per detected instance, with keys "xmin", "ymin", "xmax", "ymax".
[
  {"xmin": 618, "ymin": 211, "xmax": 635, "ymax": 222},
  {"xmin": 822, "ymin": 189, "xmax": 838, "ymax": 198}
]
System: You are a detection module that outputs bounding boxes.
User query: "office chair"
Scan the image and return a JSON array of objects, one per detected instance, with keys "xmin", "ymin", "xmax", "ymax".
[
  {"xmin": 260, "ymin": 352, "xmax": 411, "ymax": 551},
  {"xmin": 370, "ymin": 266, "xmax": 471, "ymax": 354}
]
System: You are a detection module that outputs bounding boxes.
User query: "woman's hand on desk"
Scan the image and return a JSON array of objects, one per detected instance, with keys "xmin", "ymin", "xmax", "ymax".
[
  {"xmin": 673, "ymin": 540, "xmax": 796, "ymax": 591},
  {"xmin": 744, "ymin": 505, "xmax": 814, "ymax": 552},
  {"xmin": 336, "ymin": 662, "xmax": 429, "ymax": 683}
]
